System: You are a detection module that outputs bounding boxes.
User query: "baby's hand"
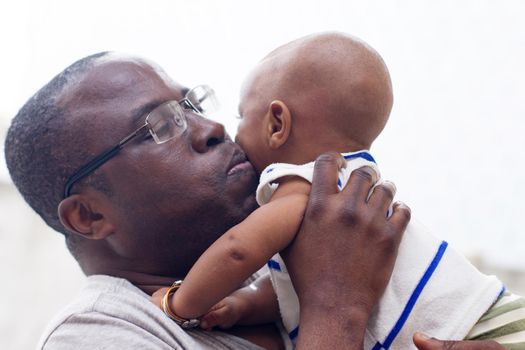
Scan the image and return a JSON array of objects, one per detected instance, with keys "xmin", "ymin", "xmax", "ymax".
[
  {"xmin": 199, "ymin": 295, "xmax": 246, "ymax": 331},
  {"xmin": 151, "ymin": 286, "xmax": 250, "ymax": 331},
  {"xmin": 150, "ymin": 287, "xmax": 170, "ymax": 310}
]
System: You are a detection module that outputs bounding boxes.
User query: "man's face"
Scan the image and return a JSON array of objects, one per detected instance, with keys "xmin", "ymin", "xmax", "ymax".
[{"xmin": 61, "ymin": 55, "xmax": 259, "ymax": 276}]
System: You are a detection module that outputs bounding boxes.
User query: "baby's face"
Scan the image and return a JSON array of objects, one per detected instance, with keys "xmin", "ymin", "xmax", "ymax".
[{"xmin": 235, "ymin": 87, "xmax": 270, "ymax": 174}]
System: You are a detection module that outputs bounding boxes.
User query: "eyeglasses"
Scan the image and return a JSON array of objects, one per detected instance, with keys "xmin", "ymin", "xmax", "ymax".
[{"xmin": 63, "ymin": 85, "xmax": 219, "ymax": 198}]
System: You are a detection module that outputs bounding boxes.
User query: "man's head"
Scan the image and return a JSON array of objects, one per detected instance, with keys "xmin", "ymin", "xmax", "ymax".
[
  {"xmin": 236, "ymin": 31, "xmax": 393, "ymax": 173},
  {"xmin": 5, "ymin": 53, "xmax": 258, "ymax": 279}
]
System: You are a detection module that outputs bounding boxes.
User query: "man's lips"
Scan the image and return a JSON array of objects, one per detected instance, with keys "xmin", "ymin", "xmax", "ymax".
[
  {"xmin": 228, "ymin": 160, "xmax": 253, "ymax": 175},
  {"xmin": 227, "ymin": 150, "xmax": 254, "ymax": 175}
]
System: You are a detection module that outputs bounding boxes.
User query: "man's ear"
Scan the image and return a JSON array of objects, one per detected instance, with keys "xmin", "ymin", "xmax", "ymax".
[
  {"xmin": 58, "ymin": 195, "xmax": 114, "ymax": 240},
  {"xmin": 266, "ymin": 100, "xmax": 292, "ymax": 149}
]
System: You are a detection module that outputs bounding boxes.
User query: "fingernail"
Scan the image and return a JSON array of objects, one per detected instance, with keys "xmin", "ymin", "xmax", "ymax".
[
  {"xmin": 360, "ymin": 166, "xmax": 376, "ymax": 179},
  {"xmin": 415, "ymin": 332, "xmax": 430, "ymax": 340},
  {"xmin": 383, "ymin": 180, "xmax": 397, "ymax": 193},
  {"xmin": 395, "ymin": 201, "xmax": 411, "ymax": 212}
]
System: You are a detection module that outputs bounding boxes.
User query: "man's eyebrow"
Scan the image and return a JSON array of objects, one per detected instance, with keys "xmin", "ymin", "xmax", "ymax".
[
  {"xmin": 130, "ymin": 100, "xmax": 166, "ymax": 125},
  {"xmin": 130, "ymin": 88, "xmax": 189, "ymax": 124}
]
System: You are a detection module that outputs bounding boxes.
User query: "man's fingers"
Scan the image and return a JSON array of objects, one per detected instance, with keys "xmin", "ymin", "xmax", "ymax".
[
  {"xmin": 389, "ymin": 201, "xmax": 411, "ymax": 239},
  {"xmin": 310, "ymin": 152, "xmax": 346, "ymax": 200},
  {"xmin": 413, "ymin": 332, "xmax": 505, "ymax": 350},
  {"xmin": 413, "ymin": 332, "xmax": 448, "ymax": 350},
  {"xmin": 368, "ymin": 180, "xmax": 396, "ymax": 213},
  {"xmin": 340, "ymin": 166, "xmax": 379, "ymax": 204},
  {"xmin": 383, "ymin": 201, "xmax": 411, "ymax": 252},
  {"xmin": 413, "ymin": 332, "xmax": 468, "ymax": 350}
]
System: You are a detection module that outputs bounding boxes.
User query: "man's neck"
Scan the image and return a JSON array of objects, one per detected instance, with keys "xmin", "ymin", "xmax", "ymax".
[{"xmin": 85, "ymin": 265, "xmax": 179, "ymax": 295}]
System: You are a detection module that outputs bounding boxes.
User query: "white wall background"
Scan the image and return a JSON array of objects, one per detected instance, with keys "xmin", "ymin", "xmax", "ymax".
[{"xmin": 0, "ymin": 1, "xmax": 524, "ymax": 349}]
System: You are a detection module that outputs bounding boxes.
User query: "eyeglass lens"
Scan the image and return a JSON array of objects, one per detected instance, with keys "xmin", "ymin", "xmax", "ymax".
[
  {"xmin": 186, "ymin": 85, "xmax": 219, "ymax": 114},
  {"xmin": 147, "ymin": 86, "xmax": 219, "ymax": 144},
  {"xmin": 147, "ymin": 102, "xmax": 188, "ymax": 144}
]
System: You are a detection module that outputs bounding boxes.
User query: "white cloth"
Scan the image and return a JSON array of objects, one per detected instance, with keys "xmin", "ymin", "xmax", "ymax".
[
  {"xmin": 37, "ymin": 275, "xmax": 269, "ymax": 350},
  {"xmin": 257, "ymin": 150, "xmax": 504, "ymax": 350}
]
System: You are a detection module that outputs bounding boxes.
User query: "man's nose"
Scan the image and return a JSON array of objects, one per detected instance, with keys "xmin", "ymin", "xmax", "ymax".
[{"xmin": 189, "ymin": 114, "xmax": 226, "ymax": 153}]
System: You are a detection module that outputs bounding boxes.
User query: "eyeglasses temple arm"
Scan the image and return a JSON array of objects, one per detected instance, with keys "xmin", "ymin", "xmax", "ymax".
[
  {"xmin": 63, "ymin": 144, "xmax": 123, "ymax": 198},
  {"xmin": 63, "ymin": 124, "xmax": 149, "ymax": 198}
]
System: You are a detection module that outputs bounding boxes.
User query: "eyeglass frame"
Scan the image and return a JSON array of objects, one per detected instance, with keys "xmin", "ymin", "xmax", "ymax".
[{"xmin": 63, "ymin": 85, "xmax": 212, "ymax": 198}]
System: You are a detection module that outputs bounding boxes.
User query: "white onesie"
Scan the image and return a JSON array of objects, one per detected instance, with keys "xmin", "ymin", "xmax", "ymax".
[{"xmin": 256, "ymin": 150, "xmax": 504, "ymax": 350}]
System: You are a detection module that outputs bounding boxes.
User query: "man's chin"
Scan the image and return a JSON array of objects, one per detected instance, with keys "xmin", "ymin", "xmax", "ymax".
[
  {"xmin": 226, "ymin": 164, "xmax": 258, "ymax": 193},
  {"xmin": 228, "ymin": 191, "xmax": 258, "ymax": 227}
]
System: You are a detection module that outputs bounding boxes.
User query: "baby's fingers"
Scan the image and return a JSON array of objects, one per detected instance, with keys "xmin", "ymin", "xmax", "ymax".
[
  {"xmin": 200, "ymin": 303, "xmax": 237, "ymax": 330},
  {"xmin": 150, "ymin": 287, "xmax": 170, "ymax": 308}
]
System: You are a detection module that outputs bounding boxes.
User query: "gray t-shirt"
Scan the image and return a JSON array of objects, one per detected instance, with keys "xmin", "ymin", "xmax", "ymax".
[{"xmin": 37, "ymin": 275, "xmax": 266, "ymax": 349}]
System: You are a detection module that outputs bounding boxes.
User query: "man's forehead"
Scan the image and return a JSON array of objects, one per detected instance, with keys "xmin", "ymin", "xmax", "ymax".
[
  {"xmin": 58, "ymin": 55, "xmax": 186, "ymax": 111},
  {"xmin": 86, "ymin": 55, "xmax": 180, "ymax": 94},
  {"xmin": 56, "ymin": 54, "xmax": 190, "ymax": 138}
]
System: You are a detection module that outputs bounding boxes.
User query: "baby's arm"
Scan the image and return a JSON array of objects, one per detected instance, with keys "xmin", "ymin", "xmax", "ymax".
[
  {"xmin": 200, "ymin": 274, "xmax": 279, "ymax": 330},
  {"xmin": 172, "ymin": 177, "xmax": 311, "ymax": 320}
]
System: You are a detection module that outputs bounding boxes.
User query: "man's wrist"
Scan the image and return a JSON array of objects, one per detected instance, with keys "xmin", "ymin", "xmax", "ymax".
[{"xmin": 296, "ymin": 304, "xmax": 370, "ymax": 349}]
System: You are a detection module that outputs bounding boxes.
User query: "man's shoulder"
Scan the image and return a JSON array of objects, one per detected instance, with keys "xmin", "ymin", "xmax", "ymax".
[
  {"xmin": 37, "ymin": 275, "xmax": 146, "ymax": 349},
  {"xmin": 38, "ymin": 275, "xmax": 263, "ymax": 350}
]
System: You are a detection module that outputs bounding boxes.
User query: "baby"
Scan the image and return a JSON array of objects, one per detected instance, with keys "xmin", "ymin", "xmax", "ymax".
[{"xmin": 153, "ymin": 32, "xmax": 525, "ymax": 349}]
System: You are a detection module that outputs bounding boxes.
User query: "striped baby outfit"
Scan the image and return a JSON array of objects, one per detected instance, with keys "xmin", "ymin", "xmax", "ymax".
[{"xmin": 466, "ymin": 291, "xmax": 525, "ymax": 349}]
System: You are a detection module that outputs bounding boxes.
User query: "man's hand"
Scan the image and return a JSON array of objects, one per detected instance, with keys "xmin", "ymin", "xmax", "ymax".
[
  {"xmin": 281, "ymin": 152, "xmax": 411, "ymax": 349},
  {"xmin": 413, "ymin": 333, "xmax": 506, "ymax": 349}
]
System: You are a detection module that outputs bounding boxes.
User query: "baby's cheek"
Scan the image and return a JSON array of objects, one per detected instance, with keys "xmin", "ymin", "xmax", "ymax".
[{"xmin": 234, "ymin": 130, "xmax": 251, "ymax": 154}]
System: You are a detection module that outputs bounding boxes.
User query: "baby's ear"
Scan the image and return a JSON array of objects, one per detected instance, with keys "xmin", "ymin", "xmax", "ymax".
[{"xmin": 266, "ymin": 100, "xmax": 292, "ymax": 149}]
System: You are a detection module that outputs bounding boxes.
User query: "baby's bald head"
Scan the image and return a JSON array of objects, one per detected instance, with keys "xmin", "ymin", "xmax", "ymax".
[{"xmin": 239, "ymin": 32, "xmax": 392, "ymax": 159}]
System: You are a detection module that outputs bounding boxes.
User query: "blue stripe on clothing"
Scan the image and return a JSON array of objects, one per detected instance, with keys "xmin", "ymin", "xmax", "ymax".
[
  {"xmin": 373, "ymin": 241, "xmax": 449, "ymax": 350},
  {"xmin": 497, "ymin": 285, "xmax": 506, "ymax": 299},
  {"xmin": 371, "ymin": 341, "xmax": 384, "ymax": 350},
  {"xmin": 343, "ymin": 151, "xmax": 376, "ymax": 163},
  {"xmin": 289, "ymin": 326, "xmax": 299, "ymax": 341},
  {"xmin": 267, "ymin": 259, "xmax": 281, "ymax": 271}
]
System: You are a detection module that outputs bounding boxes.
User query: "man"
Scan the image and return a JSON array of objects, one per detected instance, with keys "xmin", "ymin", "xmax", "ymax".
[{"xmin": 4, "ymin": 52, "xmax": 504, "ymax": 349}]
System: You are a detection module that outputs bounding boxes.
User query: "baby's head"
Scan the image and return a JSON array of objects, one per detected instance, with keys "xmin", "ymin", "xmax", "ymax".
[{"xmin": 236, "ymin": 31, "xmax": 393, "ymax": 174}]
